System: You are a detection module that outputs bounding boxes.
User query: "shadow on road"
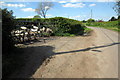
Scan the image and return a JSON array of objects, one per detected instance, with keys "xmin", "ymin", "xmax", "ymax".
[
  {"xmin": 56, "ymin": 42, "xmax": 120, "ymax": 55},
  {"xmin": 6, "ymin": 45, "xmax": 55, "ymax": 78}
]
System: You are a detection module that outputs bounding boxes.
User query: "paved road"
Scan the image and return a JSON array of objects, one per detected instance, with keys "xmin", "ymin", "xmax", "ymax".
[
  {"xmin": 11, "ymin": 27, "xmax": 119, "ymax": 78},
  {"xmin": 87, "ymin": 27, "xmax": 119, "ymax": 78}
]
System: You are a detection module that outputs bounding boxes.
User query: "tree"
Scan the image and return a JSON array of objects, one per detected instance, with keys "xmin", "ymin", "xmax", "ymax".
[
  {"xmin": 87, "ymin": 18, "xmax": 95, "ymax": 23},
  {"xmin": 118, "ymin": 15, "xmax": 120, "ymax": 19},
  {"xmin": 82, "ymin": 20, "xmax": 86, "ymax": 23},
  {"xmin": 34, "ymin": 15, "xmax": 41, "ymax": 18},
  {"xmin": 109, "ymin": 16, "xmax": 117, "ymax": 21},
  {"xmin": 2, "ymin": 8, "xmax": 16, "ymax": 54},
  {"xmin": 113, "ymin": 1, "xmax": 120, "ymax": 16},
  {"xmin": 35, "ymin": 2, "xmax": 54, "ymax": 18}
]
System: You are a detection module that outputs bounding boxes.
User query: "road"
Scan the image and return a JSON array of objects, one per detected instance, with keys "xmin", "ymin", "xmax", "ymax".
[{"xmin": 11, "ymin": 27, "xmax": 119, "ymax": 78}]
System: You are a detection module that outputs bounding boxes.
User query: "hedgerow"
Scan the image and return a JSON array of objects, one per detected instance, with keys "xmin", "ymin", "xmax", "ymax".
[{"xmin": 16, "ymin": 17, "xmax": 85, "ymax": 36}]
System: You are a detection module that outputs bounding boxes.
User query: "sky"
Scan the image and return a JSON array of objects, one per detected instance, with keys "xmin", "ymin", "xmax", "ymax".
[{"xmin": 0, "ymin": 0, "xmax": 118, "ymax": 21}]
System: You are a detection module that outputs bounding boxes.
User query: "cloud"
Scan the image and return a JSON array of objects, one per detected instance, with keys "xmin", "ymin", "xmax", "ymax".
[
  {"xmin": 69, "ymin": 15, "xmax": 88, "ymax": 20},
  {"xmin": 0, "ymin": 1, "xmax": 26, "ymax": 7},
  {"xmin": 58, "ymin": 1, "xmax": 68, "ymax": 3},
  {"xmin": 89, "ymin": 4, "xmax": 96, "ymax": 7},
  {"xmin": 58, "ymin": 0, "xmax": 85, "ymax": 3},
  {"xmin": 96, "ymin": 0, "xmax": 115, "ymax": 2},
  {"xmin": 21, "ymin": 8, "xmax": 35, "ymax": 12},
  {"xmin": 69, "ymin": 15, "xmax": 80, "ymax": 19},
  {"xmin": 6, "ymin": 4, "xmax": 26, "ymax": 7},
  {"xmin": 70, "ymin": 15, "xmax": 86, "ymax": 18},
  {"xmin": 0, "ymin": 1, "xmax": 5, "ymax": 4},
  {"xmin": 74, "ymin": 15, "xmax": 81, "ymax": 18},
  {"xmin": 16, "ymin": 16, "xmax": 34, "ymax": 18},
  {"xmin": 70, "ymin": 0, "xmax": 81, "ymax": 3},
  {"xmin": 2, "ymin": 0, "xmax": 116, "ymax": 2},
  {"xmin": 62, "ymin": 3, "xmax": 85, "ymax": 8},
  {"xmin": 59, "ymin": 0, "xmax": 86, "ymax": 3},
  {"xmin": 46, "ymin": 14, "xmax": 52, "ymax": 17},
  {"xmin": 45, "ymin": 6, "xmax": 50, "ymax": 9},
  {"xmin": 26, "ymin": 16, "xmax": 34, "ymax": 18},
  {"xmin": 59, "ymin": 0, "xmax": 115, "ymax": 2}
]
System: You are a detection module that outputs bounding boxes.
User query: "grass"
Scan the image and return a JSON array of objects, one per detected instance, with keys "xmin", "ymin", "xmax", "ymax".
[
  {"xmin": 85, "ymin": 20, "xmax": 120, "ymax": 32},
  {"xmin": 84, "ymin": 27, "xmax": 93, "ymax": 33}
]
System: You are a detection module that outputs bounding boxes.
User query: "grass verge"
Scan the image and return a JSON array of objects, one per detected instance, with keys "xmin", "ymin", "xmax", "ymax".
[{"xmin": 85, "ymin": 20, "xmax": 120, "ymax": 32}]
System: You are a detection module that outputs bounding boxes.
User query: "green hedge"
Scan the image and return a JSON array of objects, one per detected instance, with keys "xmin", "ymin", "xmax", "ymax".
[{"xmin": 16, "ymin": 17, "xmax": 85, "ymax": 36}]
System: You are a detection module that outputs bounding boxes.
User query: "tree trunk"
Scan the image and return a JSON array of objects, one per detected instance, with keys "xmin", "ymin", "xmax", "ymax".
[{"xmin": 43, "ymin": 14, "xmax": 46, "ymax": 18}]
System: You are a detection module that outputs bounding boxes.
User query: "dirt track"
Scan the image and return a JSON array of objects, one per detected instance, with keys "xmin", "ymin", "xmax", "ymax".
[{"xmin": 11, "ymin": 27, "xmax": 119, "ymax": 78}]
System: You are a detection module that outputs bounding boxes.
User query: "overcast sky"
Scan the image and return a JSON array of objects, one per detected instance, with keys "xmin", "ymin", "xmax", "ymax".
[{"xmin": 0, "ymin": 0, "xmax": 118, "ymax": 21}]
